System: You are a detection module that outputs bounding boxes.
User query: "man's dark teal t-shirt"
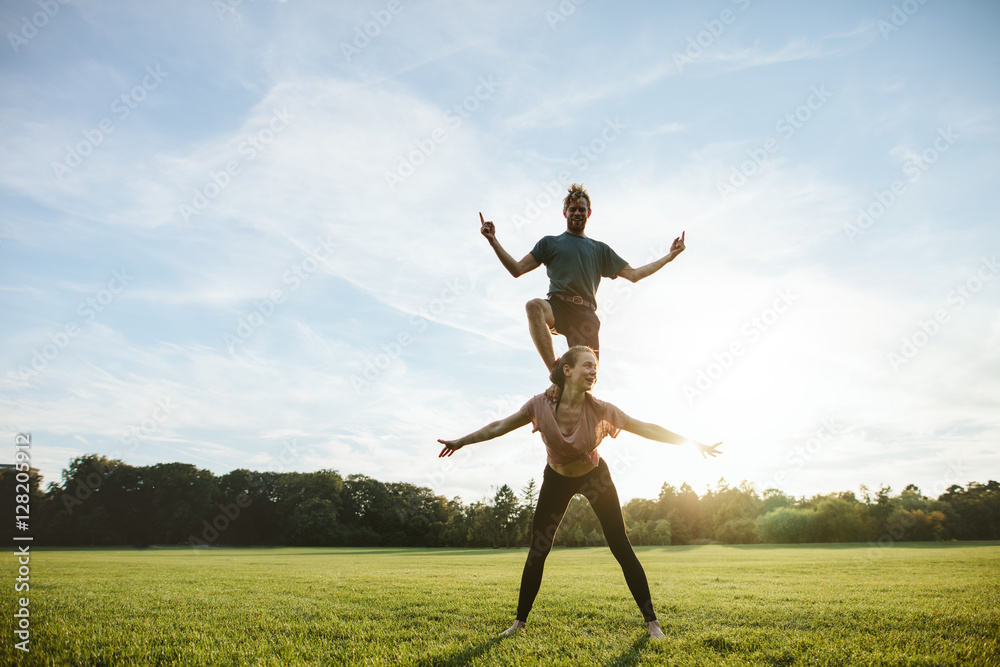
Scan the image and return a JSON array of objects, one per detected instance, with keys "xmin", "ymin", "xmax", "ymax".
[{"xmin": 530, "ymin": 232, "xmax": 628, "ymax": 307}]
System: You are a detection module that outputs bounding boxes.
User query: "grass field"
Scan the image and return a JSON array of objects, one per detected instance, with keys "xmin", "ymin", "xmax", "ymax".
[{"xmin": 3, "ymin": 542, "xmax": 998, "ymax": 666}]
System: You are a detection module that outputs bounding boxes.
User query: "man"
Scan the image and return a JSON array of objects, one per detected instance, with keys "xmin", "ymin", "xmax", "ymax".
[{"xmin": 480, "ymin": 183, "xmax": 686, "ymax": 373}]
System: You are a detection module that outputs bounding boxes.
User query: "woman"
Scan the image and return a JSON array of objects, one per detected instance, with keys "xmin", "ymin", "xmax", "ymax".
[{"xmin": 437, "ymin": 345, "xmax": 722, "ymax": 638}]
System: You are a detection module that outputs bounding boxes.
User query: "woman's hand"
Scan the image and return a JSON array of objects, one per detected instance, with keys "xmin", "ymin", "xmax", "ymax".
[
  {"xmin": 438, "ymin": 439, "xmax": 463, "ymax": 458},
  {"xmin": 698, "ymin": 441, "xmax": 723, "ymax": 458}
]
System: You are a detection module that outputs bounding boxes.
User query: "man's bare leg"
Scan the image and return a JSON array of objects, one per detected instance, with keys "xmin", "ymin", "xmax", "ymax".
[{"xmin": 525, "ymin": 298, "xmax": 558, "ymax": 373}]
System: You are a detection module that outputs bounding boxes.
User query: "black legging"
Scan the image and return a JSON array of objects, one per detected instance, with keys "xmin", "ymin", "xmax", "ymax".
[{"xmin": 516, "ymin": 458, "xmax": 656, "ymax": 623}]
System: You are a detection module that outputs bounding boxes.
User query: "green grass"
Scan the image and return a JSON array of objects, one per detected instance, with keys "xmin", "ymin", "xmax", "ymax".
[{"xmin": 3, "ymin": 543, "xmax": 999, "ymax": 666}]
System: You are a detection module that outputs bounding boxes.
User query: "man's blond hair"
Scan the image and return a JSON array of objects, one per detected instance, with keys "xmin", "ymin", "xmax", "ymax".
[{"xmin": 562, "ymin": 183, "xmax": 591, "ymax": 211}]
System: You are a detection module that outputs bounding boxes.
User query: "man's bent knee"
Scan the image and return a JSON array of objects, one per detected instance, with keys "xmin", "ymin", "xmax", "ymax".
[
  {"xmin": 525, "ymin": 298, "xmax": 545, "ymax": 315},
  {"xmin": 526, "ymin": 299, "xmax": 554, "ymax": 324}
]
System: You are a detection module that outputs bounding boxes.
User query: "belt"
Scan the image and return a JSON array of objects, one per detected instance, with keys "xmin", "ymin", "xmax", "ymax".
[{"xmin": 551, "ymin": 293, "xmax": 597, "ymax": 311}]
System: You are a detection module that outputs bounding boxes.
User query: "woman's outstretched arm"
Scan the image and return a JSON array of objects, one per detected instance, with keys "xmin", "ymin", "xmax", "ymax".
[
  {"xmin": 622, "ymin": 417, "xmax": 723, "ymax": 458},
  {"xmin": 438, "ymin": 411, "xmax": 532, "ymax": 457}
]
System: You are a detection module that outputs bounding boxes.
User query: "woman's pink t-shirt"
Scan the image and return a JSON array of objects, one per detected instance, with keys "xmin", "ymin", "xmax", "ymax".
[{"xmin": 518, "ymin": 393, "xmax": 630, "ymax": 467}]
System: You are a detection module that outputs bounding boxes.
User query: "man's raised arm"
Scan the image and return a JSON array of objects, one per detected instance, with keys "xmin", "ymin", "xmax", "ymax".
[
  {"xmin": 480, "ymin": 212, "xmax": 540, "ymax": 278},
  {"xmin": 617, "ymin": 231, "xmax": 686, "ymax": 284}
]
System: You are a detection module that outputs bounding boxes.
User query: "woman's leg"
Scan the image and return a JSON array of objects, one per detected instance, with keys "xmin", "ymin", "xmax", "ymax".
[
  {"xmin": 583, "ymin": 460, "xmax": 657, "ymax": 623},
  {"xmin": 514, "ymin": 465, "xmax": 578, "ymax": 623}
]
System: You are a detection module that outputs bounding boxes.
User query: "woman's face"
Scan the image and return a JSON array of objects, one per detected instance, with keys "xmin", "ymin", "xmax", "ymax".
[{"xmin": 564, "ymin": 351, "xmax": 598, "ymax": 390}]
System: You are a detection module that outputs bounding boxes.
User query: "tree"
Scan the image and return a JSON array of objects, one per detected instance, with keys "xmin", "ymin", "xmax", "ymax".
[
  {"xmin": 887, "ymin": 508, "xmax": 946, "ymax": 541},
  {"xmin": 216, "ymin": 469, "xmax": 280, "ymax": 545},
  {"xmin": 623, "ymin": 497, "xmax": 659, "ymax": 523},
  {"xmin": 761, "ymin": 488, "xmax": 794, "ymax": 514},
  {"xmin": 274, "ymin": 471, "xmax": 343, "ymax": 519},
  {"xmin": 490, "ymin": 484, "xmax": 521, "ymax": 548},
  {"xmin": 142, "ymin": 462, "xmax": 218, "ymax": 545},
  {"xmin": 939, "ymin": 482, "xmax": 1000, "ymax": 540},
  {"xmin": 657, "ymin": 483, "xmax": 700, "ymax": 544},
  {"xmin": 289, "ymin": 498, "xmax": 339, "ymax": 545},
  {"xmin": 47, "ymin": 456, "xmax": 144, "ymax": 546},
  {"xmin": 650, "ymin": 519, "xmax": 672, "ymax": 546},
  {"xmin": 711, "ymin": 480, "xmax": 762, "ymax": 544},
  {"xmin": 624, "ymin": 500, "xmax": 673, "ymax": 546},
  {"xmin": 341, "ymin": 474, "xmax": 389, "ymax": 533},
  {"xmin": 879, "ymin": 484, "xmax": 951, "ymax": 542},
  {"xmin": 812, "ymin": 496, "xmax": 867, "ymax": 542},
  {"xmin": 556, "ymin": 495, "xmax": 605, "ymax": 547},
  {"xmin": 385, "ymin": 482, "xmax": 449, "ymax": 546},
  {"xmin": 439, "ymin": 497, "xmax": 469, "ymax": 547},
  {"xmin": 464, "ymin": 501, "xmax": 492, "ymax": 547},
  {"xmin": 30, "ymin": 453, "xmax": 1000, "ymax": 548},
  {"xmin": 755, "ymin": 507, "xmax": 813, "ymax": 544},
  {"xmin": 515, "ymin": 479, "xmax": 539, "ymax": 546}
]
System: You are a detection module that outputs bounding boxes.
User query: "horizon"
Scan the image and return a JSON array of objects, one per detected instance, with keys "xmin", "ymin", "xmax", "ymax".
[{"xmin": 27, "ymin": 450, "xmax": 997, "ymax": 505}]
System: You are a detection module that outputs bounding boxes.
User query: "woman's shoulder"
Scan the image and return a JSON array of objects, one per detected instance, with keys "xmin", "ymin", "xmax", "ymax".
[
  {"xmin": 586, "ymin": 392, "xmax": 626, "ymax": 416},
  {"xmin": 521, "ymin": 392, "xmax": 555, "ymax": 413},
  {"xmin": 584, "ymin": 391, "xmax": 611, "ymax": 408}
]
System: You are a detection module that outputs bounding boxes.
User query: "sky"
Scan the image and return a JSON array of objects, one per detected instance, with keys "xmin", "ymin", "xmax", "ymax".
[{"xmin": 1, "ymin": 0, "xmax": 998, "ymax": 506}]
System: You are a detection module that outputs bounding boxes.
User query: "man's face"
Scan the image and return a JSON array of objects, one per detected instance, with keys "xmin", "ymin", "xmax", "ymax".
[{"xmin": 563, "ymin": 198, "xmax": 591, "ymax": 234}]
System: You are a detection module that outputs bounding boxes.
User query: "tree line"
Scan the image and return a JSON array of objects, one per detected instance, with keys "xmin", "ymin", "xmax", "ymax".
[{"xmin": 2, "ymin": 455, "xmax": 998, "ymax": 548}]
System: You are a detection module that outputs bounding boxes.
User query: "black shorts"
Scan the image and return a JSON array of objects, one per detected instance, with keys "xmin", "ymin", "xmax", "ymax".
[{"xmin": 547, "ymin": 296, "xmax": 601, "ymax": 354}]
